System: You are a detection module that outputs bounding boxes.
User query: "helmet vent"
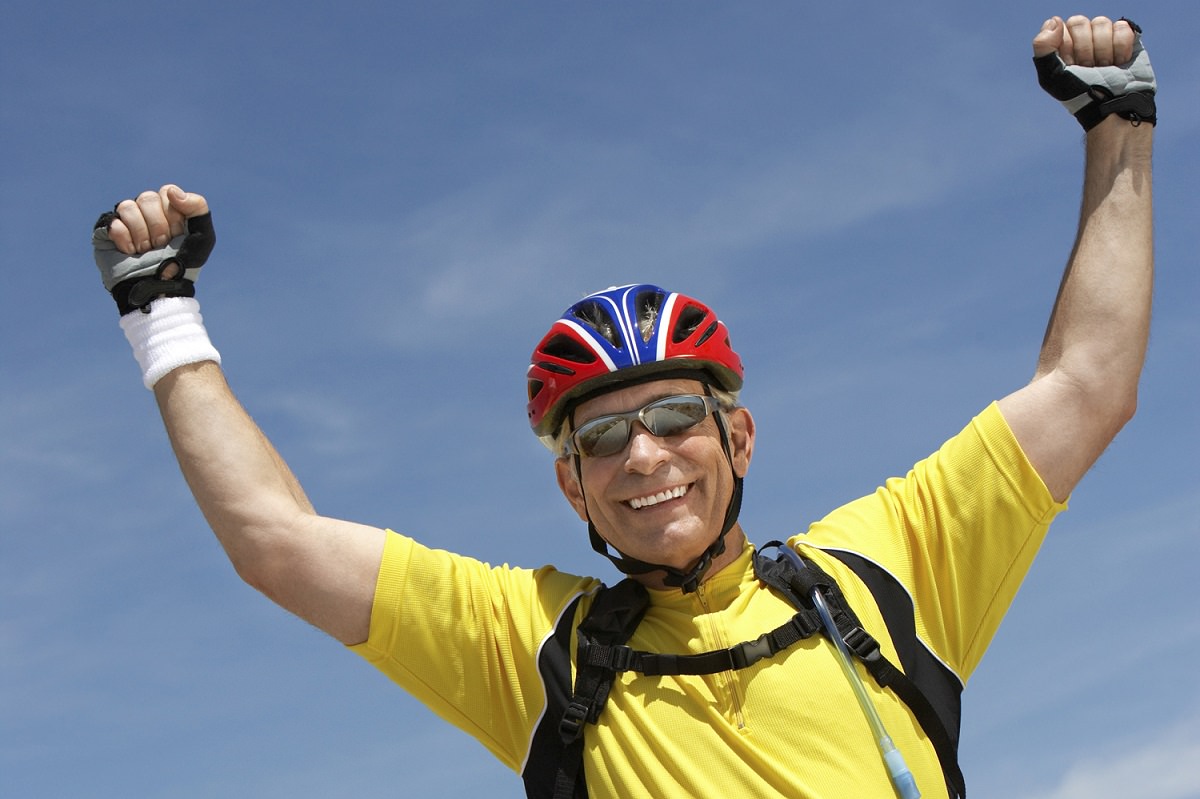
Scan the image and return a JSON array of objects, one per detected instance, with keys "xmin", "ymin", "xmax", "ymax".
[
  {"xmin": 694, "ymin": 320, "xmax": 718, "ymax": 347},
  {"xmin": 572, "ymin": 302, "xmax": 621, "ymax": 348},
  {"xmin": 635, "ymin": 290, "xmax": 665, "ymax": 343},
  {"xmin": 527, "ymin": 379, "xmax": 544, "ymax": 402},
  {"xmin": 541, "ymin": 333, "xmax": 597, "ymax": 364},
  {"xmin": 537, "ymin": 361, "xmax": 577, "ymax": 376},
  {"xmin": 672, "ymin": 303, "xmax": 709, "ymax": 343}
]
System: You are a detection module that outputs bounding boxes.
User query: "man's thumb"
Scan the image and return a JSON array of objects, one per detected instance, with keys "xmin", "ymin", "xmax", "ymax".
[
  {"xmin": 1032, "ymin": 17, "xmax": 1064, "ymax": 58},
  {"xmin": 165, "ymin": 185, "xmax": 210, "ymax": 218}
]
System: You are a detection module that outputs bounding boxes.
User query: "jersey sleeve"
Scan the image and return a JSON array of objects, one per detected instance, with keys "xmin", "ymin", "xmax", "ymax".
[
  {"xmin": 348, "ymin": 530, "xmax": 597, "ymax": 770},
  {"xmin": 799, "ymin": 402, "xmax": 1067, "ymax": 681}
]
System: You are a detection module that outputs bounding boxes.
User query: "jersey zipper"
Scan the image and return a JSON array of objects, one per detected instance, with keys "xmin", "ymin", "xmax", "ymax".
[{"xmin": 694, "ymin": 582, "xmax": 747, "ymax": 730}]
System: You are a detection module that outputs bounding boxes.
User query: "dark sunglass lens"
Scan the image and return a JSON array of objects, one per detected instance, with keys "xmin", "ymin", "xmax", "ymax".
[
  {"xmin": 643, "ymin": 398, "xmax": 708, "ymax": 437},
  {"xmin": 577, "ymin": 417, "xmax": 632, "ymax": 457}
]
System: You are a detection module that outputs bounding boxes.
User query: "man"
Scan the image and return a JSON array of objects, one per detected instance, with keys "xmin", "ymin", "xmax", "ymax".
[{"xmin": 92, "ymin": 15, "xmax": 1154, "ymax": 799}]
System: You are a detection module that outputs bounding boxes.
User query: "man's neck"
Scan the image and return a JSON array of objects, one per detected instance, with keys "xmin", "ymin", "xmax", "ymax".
[{"xmin": 629, "ymin": 526, "xmax": 749, "ymax": 591}]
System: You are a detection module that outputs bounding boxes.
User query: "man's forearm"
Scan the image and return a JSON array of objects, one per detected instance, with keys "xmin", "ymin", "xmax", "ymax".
[
  {"xmin": 154, "ymin": 360, "xmax": 313, "ymax": 576},
  {"xmin": 1037, "ymin": 115, "xmax": 1154, "ymax": 420},
  {"xmin": 998, "ymin": 114, "xmax": 1154, "ymax": 501},
  {"xmin": 153, "ymin": 358, "xmax": 385, "ymax": 645}
]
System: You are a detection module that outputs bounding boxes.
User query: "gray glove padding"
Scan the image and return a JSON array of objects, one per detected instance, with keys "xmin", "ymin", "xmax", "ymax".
[
  {"xmin": 1034, "ymin": 18, "xmax": 1156, "ymax": 130},
  {"xmin": 93, "ymin": 211, "xmax": 215, "ymax": 316}
]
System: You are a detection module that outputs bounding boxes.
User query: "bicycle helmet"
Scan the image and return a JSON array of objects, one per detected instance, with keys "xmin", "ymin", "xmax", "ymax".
[
  {"xmin": 527, "ymin": 284, "xmax": 743, "ymax": 448},
  {"xmin": 527, "ymin": 284, "xmax": 747, "ymax": 592}
]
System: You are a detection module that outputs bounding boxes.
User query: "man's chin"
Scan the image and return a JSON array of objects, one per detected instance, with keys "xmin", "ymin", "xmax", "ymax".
[{"xmin": 628, "ymin": 532, "xmax": 720, "ymax": 573}]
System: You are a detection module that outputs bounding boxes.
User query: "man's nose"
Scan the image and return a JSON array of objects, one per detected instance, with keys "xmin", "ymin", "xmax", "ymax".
[{"xmin": 624, "ymin": 422, "xmax": 671, "ymax": 473}]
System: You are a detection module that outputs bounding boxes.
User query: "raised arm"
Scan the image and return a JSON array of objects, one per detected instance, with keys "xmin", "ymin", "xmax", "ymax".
[
  {"xmin": 998, "ymin": 16, "xmax": 1155, "ymax": 502},
  {"xmin": 96, "ymin": 186, "xmax": 385, "ymax": 645}
]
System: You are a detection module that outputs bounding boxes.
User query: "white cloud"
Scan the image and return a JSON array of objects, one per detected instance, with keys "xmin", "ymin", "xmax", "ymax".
[{"xmin": 1026, "ymin": 712, "xmax": 1200, "ymax": 799}]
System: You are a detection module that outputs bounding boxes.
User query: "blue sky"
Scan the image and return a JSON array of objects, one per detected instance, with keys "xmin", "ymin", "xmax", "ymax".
[{"xmin": 3, "ymin": 2, "xmax": 1197, "ymax": 797}]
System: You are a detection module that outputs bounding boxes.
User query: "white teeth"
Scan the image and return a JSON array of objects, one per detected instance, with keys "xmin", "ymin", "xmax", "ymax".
[{"xmin": 629, "ymin": 485, "xmax": 688, "ymax": 510}]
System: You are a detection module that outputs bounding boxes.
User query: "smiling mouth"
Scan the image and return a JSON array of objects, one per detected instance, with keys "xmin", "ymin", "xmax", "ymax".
[{"xmin": 627, "ymin": 484, "xmax": 690, "ymax": 510}]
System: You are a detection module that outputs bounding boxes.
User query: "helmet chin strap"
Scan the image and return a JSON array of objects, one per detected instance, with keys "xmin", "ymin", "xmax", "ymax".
[{"xmin": 574, "ymin": 392, "xmax": 744, "ymax": 594}]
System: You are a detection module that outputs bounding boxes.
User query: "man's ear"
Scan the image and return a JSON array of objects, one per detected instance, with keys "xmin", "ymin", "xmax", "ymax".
[
  {"xmin": 726, "ymin": 407, "xmax": 756, "ymax": 478},
  {"xmin": 555, "ymin": 457, "xmax": 590, "ymax": 521}
]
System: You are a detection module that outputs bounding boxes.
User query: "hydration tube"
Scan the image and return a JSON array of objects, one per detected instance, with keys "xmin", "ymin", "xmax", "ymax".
[{"xmin": 778, "ymin": 546, "xmax": 920, "ymax": 799}]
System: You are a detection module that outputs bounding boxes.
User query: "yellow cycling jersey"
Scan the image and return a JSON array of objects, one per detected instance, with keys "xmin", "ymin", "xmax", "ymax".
[{"xmin": 351, "ymin": 403, "xmax": 1065, "ymax": 798}]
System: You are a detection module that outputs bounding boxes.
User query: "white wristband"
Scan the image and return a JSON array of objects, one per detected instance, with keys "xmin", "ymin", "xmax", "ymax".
[{"xmin": 119, "ymin": 296, "xmax": 221, "ymax": 389}]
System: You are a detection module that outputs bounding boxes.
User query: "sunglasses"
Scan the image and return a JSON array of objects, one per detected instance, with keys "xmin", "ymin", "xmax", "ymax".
[{"xmin": 567, "ymin": 394, "xmax": 723, "ymax": 458}]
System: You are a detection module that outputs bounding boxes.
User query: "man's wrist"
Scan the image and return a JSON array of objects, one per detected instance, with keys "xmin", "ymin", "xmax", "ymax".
[
  {"xmin": 1086, "ymin": 112, "xmax": 1155, "ymax": 159},
  {"xmin": 119, "ymin": 296, "xmax": 221, "ymax": 389}
]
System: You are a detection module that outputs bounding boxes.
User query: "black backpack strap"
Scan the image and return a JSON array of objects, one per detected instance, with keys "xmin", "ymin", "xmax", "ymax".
[
  {"xmin": 759, "ymin": 543, "xmax": 966, "ymax": 799},
  {"xmin": 523, "ymin": 591, "xmax": 586, "ymax": 799},
  {"xmin": 827, "ymin": 549, "xmax": 966, "ymax": 799},
  {"xmin": 576, "ymin": 610, "xmax": 823, "ymax": 678},
  {"xmin": 528, "ymin": 579, "xmax": 649, "ymax": 799}
]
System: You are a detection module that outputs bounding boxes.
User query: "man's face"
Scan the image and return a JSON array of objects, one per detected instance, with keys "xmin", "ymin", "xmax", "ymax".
[{"xmin": 554, "ymin": 378, "xmax": 755, "ymax": 580}]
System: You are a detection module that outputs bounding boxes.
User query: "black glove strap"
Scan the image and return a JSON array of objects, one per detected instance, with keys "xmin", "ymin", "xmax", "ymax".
[
  {"xmin": 1076, "ymin": 88, "xmax": 1157, "ymax": 131},
  {"xmin": 112, "ymin": 275, "xmax": 197, "ymax": 315}
]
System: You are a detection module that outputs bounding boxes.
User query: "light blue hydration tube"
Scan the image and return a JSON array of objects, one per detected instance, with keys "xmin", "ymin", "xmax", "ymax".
[{"xmin": 778, "ymin": 546, "xmax": 920, "ymax": 799}]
